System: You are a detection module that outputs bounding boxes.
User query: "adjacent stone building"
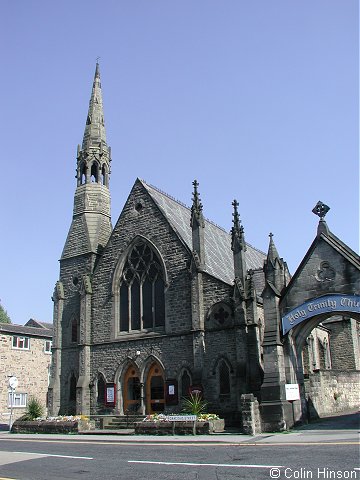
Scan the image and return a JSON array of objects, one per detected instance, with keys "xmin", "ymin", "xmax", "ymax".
[
  {"xmin": 0, "ymin": 320, "xmax": 53, "ymax": 427},
  {"xmin": 48, "ymin": 64, "xmax": 359, "ymax": 429}
]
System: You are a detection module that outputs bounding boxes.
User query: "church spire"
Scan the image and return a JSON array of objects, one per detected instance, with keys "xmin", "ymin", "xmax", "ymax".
[
  {"xmin": 82, "ymin": 62, "xmax": 107, "ymax": 151},
  {"xmin": 61, "ymin": 63, "xmax": 112, "ymax": 261},
  {"xmin": 76, "ymin": 62, "xmax": 111, "ymax": 188}
]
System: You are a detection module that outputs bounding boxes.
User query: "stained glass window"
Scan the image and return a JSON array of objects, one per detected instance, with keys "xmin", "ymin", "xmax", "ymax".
[{"xmin": 119, "ymin": 242, "xmax": 165, "ymax": 332}]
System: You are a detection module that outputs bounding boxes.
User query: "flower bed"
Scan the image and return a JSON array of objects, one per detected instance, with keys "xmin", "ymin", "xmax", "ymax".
[
  {"xmin": 135, "ymin": 413, "xmax": 225, "ymax": 435},
  {"xmin": 11, "ymin": 416, "xmax": 93, "ymax": 434}
]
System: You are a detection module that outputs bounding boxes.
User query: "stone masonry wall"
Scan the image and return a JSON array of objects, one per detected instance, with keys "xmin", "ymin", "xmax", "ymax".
[
  {"xmin": 327, "ymin": 318, "xmax": 359, "ymax": 370},
  {"xmin": 304, "ymin": 369, "xmax": 360, "ymax": 418},
  {"xmin": 0, "ymin": 333, "xmax": 51, "ymax": 426},
  {"xmin": 90, "ymin": 180, "xmax": 194, "ymax": 343},
  {"xmin": 281, "ymin": 238, "xmax": 359, "ymax": 314}
]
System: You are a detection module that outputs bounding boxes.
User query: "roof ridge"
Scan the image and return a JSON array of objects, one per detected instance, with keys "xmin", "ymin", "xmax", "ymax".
[{"xmin": 140, "ymin": 178, "xmax": 230, "ymax": 234}]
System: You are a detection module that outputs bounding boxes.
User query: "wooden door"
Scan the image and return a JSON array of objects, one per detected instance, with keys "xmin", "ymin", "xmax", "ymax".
[
  {"xmin": 146, "ymin": 362, "xmax": 165, "ymax": 414},
  {"xmin": 123, "ymin": 366, "xmax": 141, "ymax": 413}
]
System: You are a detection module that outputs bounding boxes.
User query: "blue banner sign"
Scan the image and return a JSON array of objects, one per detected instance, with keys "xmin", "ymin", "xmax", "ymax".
[{"xmin": 282, "ymin": 294, "xmax": 360, "ymax": 335}]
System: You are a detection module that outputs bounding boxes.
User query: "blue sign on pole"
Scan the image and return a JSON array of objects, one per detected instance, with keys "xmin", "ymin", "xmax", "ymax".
[{"xmin": 282, "ymin": 294, "xmax": 360, "ymax": 335}]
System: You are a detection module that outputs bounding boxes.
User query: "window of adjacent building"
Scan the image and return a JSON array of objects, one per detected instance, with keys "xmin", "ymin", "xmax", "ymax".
[
  {"xmin": 119, "ymin": 242, "xmax": 165, "ymax": 332},
  {"xmin": 8, "ymin": 392, "xmax": 27, "ymax": 408},
  {"xmin": 44, "ymin": 340, "xmax": 52, "ymax": 354},
  {"xmin": 12, "ymin": 336, "xmax": 30, "ymax": 350}
]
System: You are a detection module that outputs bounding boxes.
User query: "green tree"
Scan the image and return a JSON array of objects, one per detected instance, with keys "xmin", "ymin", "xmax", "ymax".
[{"xmin": 0, "ymin": 302, "xmax": 11, "ymax": 324}]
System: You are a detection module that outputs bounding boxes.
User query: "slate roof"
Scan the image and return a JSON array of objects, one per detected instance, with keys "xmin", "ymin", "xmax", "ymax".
[
  {"xmin": 0, "ymin": 323, "xmax": 53, "ymax": 338},
  {"xmin": 25, "ymin": 319, "xmax": 53, "ymax": 330},
  {"xmin": 141, "ymin": 180, "xmax": 266, "ymax": 286}
]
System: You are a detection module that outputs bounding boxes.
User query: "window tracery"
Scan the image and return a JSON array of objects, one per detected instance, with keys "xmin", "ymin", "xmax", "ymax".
[{"xmin": 119, "ymin": 242, "xmax": 165, "ymax": 332}]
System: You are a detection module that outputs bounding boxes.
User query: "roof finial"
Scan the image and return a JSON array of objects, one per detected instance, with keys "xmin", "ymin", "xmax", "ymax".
[
  {"xmin": 190, "ymin": 179, "xmax": 204, "ymax": 228},
  {"xmin": 312, "ymin": 201, "xmax": 330, "ymax": 219},
  {"xmin": 232, "ymin": 199, "xmax": 243, "ymax": 234},
  {"xmin": 231, "ymin": 199, "xmax": 246, "ymax": 253},
  {"xmin": 192, "ymin": 179, "xmax": 203, "ymax": 214}
]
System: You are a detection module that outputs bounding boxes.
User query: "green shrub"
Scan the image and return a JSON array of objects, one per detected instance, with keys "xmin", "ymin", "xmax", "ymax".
[
  {"xmin": 23, "ymin": 397, "xmax": 44, "ymax": 420},
  {"xmin": 181, "ymin": 393, "xmax": 208, "ymax": 416}
]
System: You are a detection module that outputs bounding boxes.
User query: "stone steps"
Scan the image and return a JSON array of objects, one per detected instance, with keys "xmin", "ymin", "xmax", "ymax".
[{"xmin": 104, "ymin": 415, "xmax": 145, "ymax": 430}]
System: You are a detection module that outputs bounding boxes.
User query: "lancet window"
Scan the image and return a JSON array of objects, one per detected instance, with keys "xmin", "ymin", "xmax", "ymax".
[{"xmin": 119, "ymin": 242, "xmax": 165, "ymax": 332}]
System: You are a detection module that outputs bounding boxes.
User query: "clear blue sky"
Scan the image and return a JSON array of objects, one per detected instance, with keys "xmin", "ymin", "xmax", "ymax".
[{"xmin": 1, "ymin": 1, "xmax": 358, "ymax": 325}]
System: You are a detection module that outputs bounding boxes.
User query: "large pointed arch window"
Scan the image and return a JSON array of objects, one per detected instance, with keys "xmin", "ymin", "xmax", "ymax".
[{"xmin": 119, "ymin": 242, "xmax": 165, "ymax": 332}]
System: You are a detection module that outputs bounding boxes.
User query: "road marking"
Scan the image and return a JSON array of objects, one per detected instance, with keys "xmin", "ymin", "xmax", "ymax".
[
  {"xmin": 12, "ymin": 451, "xmax": 93, "ymax": 460},
  {"xmin": 128, "ymin": 460, "xmax": 284, "ymax": 469},
  {"xmin": 0, "ymin": 438, "xmax": 358, "ymax": 447}
]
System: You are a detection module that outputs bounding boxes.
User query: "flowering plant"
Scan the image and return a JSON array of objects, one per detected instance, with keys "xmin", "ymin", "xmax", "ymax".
[
  {"xmin": 197, "ymin": 413, "xmax": 220, "ymax": 421},
  {"xmin": 142, "ymin": 412, "xmax": 220, "ymax": 422},
  {"xmin": 30, "ymin": 415, "xmax": 83, "ymax": 422},
  {"xmin": 143, "ymin": 413, "xmax": 167, "ymax": 423}
]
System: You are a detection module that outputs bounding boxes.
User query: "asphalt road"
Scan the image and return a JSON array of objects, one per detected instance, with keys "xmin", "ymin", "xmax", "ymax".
[{"xmin": 0, "ymin": 411, "xmax": 358, "ymax": 480}]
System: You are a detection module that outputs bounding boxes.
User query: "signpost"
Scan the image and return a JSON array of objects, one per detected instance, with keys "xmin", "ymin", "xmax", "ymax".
[
  {"xmin": 8, "ymin": 376, "xmax": 18, "ymax": 431},
  {"xmin": 285, "ymin": 383, "xmax": 300, "ymax": 426}
]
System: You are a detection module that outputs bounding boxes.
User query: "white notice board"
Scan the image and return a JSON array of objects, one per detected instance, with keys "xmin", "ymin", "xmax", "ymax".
[{"xmin": 285, "ymin": 384, "xmax": 300, "ymax": 401}]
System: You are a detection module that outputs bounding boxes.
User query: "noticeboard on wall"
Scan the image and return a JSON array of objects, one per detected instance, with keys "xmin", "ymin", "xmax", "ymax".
[
  {"xmin": 105, "ymin": 383, "xmax": 116, "ymax": 406},
  {"xmin": 165, "ymin": 379, "xmax": 178, "ymax": 405}
]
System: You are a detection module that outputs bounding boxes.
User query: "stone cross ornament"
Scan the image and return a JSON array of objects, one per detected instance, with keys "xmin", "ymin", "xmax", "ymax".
[{"xmin": 312, "ymin": 201, "xmax": 330, "ymax": 219}]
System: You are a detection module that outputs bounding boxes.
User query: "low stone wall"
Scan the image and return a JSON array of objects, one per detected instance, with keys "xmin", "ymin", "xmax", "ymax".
[
  {"xmin": 135, "ymin": 419, "xmax": 224, "ymax": 435},
  {"xmin": 11, "ymin": 420, "xmax": 79, "ymax": 434},
  {"xmin": 304, "ymin": 370, "xmax": 360, "ymax": 419}
]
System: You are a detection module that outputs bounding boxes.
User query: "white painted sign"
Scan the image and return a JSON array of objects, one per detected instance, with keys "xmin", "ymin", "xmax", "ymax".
[
  {"xmin": 165, "ymin": 415, "xmax": 197, "ymax": 422},
  {"xmin": 9, "ymin": 376, "xmax": 18, "ymax": 389},
  {"xmin": 285, "ymin": 384, "xmax": 300, "ymax": 401}
]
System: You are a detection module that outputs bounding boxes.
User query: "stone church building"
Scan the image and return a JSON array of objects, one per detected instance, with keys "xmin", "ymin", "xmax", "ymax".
[{"xmin": 49, "ymin": 64, "xmax": 359, "ymax": 430}]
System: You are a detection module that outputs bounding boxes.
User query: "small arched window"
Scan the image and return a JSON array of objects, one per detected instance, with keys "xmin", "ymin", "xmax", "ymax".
[
  {"xmin": 90, "ymin": 162, "xmax": 98, "ymax": 183},
  {"xmin": 80, "ymin": 163, "xmax": 87, "ymax": 185},
  {"xmin": 101, "ymin": 164, "xmax": 108, "ymax": 186},
  {"xmin": 181, "ymin": 370, "xmax": 191, "ymax": 398},
  {"xmin": 71, "ymin": 318, "xmax": 78, "ymax": 343},
  {"xmin": 119, "ymin": 242, "xmax": 165, "ymax": 332},
  {"xmin": 69, "ymin": 373, "xmax": 77, "ymax": 401},
  {"xmin": 97, "ymin": 375, "xmax": 106, "ymax": 406},
  {"xmin": 219, "ymin": 360, "xmax": 231, "ymax": 395}
]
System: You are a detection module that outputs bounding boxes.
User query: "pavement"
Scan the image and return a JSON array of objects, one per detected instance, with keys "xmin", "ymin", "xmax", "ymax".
[{"xmin": 0, "ymin": 410, "xmax": 358, "ymax": 445}]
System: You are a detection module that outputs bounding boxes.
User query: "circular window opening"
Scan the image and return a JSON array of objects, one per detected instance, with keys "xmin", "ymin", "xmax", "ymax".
[{"xmin": 135, "ymin": 202, "xmax": 143, "ymax": 212}]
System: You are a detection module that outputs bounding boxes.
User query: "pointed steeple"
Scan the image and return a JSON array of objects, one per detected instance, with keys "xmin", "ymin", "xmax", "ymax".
[
  {"xmin": 82, "ymin": 62, "xmax": 107, "ymax": 151},
  {"xmin": 61, "ymin": 63, "xmax": 112, "ymax": 261},
  {"xmin": 190, "ymin": 180, "xmax": 205, "ymax": 268},
  {"xmin": 264, "ymin": 233, "xmax": 285, "ymax": 292},
  {"xmin": 76, "ymin": 62, "xmax": 111, "ymax": 188},
  {"xmin": 267, "ymin": 233, "xmax": 280, "ymax": 266}
]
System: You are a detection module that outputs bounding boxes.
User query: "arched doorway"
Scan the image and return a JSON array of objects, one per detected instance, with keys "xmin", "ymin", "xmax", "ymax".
[
  {"xmin": 123, "ymin": 365, "xmax": 141, "ymax": 413},
  {"xmin": 146, "ymin": 362, "xmax": 165, "ymax": 414}
]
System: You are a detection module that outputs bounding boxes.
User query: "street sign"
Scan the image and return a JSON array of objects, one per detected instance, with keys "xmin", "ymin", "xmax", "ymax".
[{"xmin": 9, "ymin": 376, "xmax": 18, "ymax": 389}]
